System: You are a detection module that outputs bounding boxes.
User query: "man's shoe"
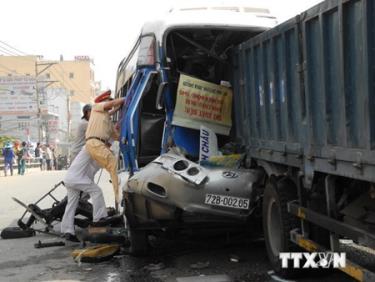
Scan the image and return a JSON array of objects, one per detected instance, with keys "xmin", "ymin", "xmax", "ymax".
[
  {"xmin": 64, "ymin": 233, "xmax": 80, "ymax": 243},
  {"xmin": 89, "ymin": 218, "xmax": 110, "ymax": 228},
  {"xmin": 90, "ymin": 215, "xmax": 122, "ymax": 227}
]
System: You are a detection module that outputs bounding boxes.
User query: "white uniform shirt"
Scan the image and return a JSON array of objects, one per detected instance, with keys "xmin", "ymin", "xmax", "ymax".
[{"xmin": 64, "ymin": 146, "xmax": 99, "ymax": 185}]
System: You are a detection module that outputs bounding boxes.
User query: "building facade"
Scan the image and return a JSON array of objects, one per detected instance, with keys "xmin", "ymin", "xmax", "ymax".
[
  {"xmin": 0, "ymin": 75, "xmax": 38, "ymax": 141},
  {"xmin": 0, "ymin": 55, "xmax": 100, "ymax": 146},
  {"xmin": 0, "ymin": 55, "xmax": 96, "ymax": 103}
]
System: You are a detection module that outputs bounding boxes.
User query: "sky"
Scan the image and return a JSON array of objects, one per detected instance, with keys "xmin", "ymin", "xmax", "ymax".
[{"xmin": 0, "ymin": 0, "xmax": 322, "ymax": 91}]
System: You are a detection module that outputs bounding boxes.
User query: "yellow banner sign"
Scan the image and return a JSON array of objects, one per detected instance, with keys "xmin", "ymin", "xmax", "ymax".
[{"xmin": 172, "ymin": 74, "xmax": 232, "ymax": 135}]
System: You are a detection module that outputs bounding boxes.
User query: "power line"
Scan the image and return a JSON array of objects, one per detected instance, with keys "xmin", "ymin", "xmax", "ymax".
[
  {"xmin": 29, "ymin": 58, "xmax": 93, "ymax": 100},
  {"xmin": 0, "ymin": 42, "xmax": 94, "ymax": 102},
  {"xmin": 57, "ymin": 65, "xmax": 92, "ymax": 101},
  {"xmin": 0, "ymin": 57, "xmax": 87, "ymax": 102},
  {"xmin": 0, "ymin": 41, "xmax": 94, "ymax": 144},
  {"xmin": 58, "ymin": 64, "xmax": 90, "ymax": 96},
  {"xmin": 48, "ymin": 67, "xmax": 88, "ymax": 102},
  {"xmin": 0, "ymin": 45, "xmax": 20, "ymax": 56},
  {"xmin": 0, "ymin": 40, "xmax": 28, "ymax": 56},
  {"xmin": 35, "ymin": 59, "xmax": 91, "ymax": 102}
]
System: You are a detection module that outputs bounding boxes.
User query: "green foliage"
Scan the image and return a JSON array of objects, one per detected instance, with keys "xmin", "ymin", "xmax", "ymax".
[{"xmin": 0, "ymin": 135, "xmax": 17, "ymax": 148}]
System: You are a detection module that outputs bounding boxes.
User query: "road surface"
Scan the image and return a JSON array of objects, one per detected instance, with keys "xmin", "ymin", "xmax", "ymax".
[{"xmin": 0, "ymin": 170, "xmax": 353, "ymax": 282}]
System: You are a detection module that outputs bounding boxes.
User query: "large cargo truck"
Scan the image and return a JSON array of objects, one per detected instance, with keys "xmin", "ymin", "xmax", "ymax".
[
  {"xmin": 232, "ymin": 0, "xmax": 375, "ymax": 280},
  {"xmin": 115, "ymin": 0, "xmax": 374, "ymax": 281}
]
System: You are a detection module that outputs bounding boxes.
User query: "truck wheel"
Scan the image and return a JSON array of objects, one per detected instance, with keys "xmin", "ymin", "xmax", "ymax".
[
  {"xmin": 262, "ymin": 176, "xmax": 300, "ymax": 278},
  {"xmin": 128, "ymin": 227, "xmax": 149, "ymax": 256},
  {"xmin": 124, "ymin": 194, "xmax": 149, "ymax": 256}
]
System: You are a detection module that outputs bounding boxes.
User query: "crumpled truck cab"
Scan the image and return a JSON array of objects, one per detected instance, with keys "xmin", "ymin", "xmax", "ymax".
[
  {"xmin": 114, "ymin": 3, "xmax": 276, "ymax": 254},
  {"xmin": 125, "ymin": 152, "xmax": 264, "ymax": 225}
]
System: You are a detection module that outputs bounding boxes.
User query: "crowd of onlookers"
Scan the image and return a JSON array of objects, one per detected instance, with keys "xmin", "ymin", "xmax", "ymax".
[
  {"xmin": 34, "ymin": 142, "xmax": 55, "ymax": 171},
  {"xmin": 1, "ymin": 141, "xmax": 67, "ymax": 177}
]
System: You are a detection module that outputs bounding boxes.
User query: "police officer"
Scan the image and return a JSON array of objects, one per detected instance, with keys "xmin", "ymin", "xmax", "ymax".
[{"xmin": 85, "ymin": 90, "xmax": 124, "ymax": 210}]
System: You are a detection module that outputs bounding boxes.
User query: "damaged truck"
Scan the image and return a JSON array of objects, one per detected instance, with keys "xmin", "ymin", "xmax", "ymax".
[{"xmin": 115, "ymin": 0, "xmax": 375, "ymax": 281}]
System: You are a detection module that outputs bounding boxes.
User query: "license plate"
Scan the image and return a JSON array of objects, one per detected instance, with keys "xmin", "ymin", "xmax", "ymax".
[{"xmin": 204, "ymin": 194, "xmax": 250, "ymax": 210}]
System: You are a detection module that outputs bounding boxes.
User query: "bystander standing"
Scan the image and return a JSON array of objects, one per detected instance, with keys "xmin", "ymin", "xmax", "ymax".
[
  {"xmin": 16, "ymin": 141, "xmax": 29, "ymax": 175},
  {"xmin": 34, "ymin": 142, "xmax": 44, "ymax": 170},
  {"xmin": 45, "ymin": 144, "xmax": 53, "ymax": 170},
  {"xmin": 2, "ymin": 142, "xmax": 15, "ymax": 176},
  {"xmin": 52, "ymin": 146, "xmax": 57, "ymax": 170}
]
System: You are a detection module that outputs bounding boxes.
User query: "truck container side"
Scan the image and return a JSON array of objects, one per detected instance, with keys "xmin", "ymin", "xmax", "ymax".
[
  {"xmin": 232, "ymin": 0, "xmax": 375, "ymax": 280},
  {"xmin": 234, "ymin": 0, "xmax": 375, "ymax": 184}
]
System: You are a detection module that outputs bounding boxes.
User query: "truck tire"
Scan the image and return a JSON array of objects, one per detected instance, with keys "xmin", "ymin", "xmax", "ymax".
[
  {"xmin": 128, "ymin": 227, "xmax": 149, "ymax": 256},
  {"xmin": 262, "ymin": 176, "xmax": 300, "ymax": 278},
  {"xmin": 1, "ymin": 227, "xmax": 35, "ymax": 239}
]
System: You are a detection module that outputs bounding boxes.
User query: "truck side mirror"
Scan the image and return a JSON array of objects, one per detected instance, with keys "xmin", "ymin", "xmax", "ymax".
[{"xmin": 156, "ymin": 81, "xmax": 167, "ymax": 110}]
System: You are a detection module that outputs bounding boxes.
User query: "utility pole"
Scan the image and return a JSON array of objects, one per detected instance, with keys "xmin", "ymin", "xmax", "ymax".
[
  {"xmin": 35, "ymin": 62, "xmax": 41, "ymax": 142},
  {"xmin": 35, "ymin": 60, "xmax": 57, "ymax": 143}
]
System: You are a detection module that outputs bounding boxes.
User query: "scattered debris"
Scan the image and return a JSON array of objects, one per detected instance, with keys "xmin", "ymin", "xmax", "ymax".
[
  {"xmin": 177, "ymin": 274, "xmax": 232, "ymax": 282},
  {"xmin": 267, "ymin": 270, "xmax": 295, "ymax": 282},
  {"xmin": 77, "ymin": 225, "xmax": 129, "ymax": 246},
  {"xmin": 144, "ymin": 262, "xmax": 165, "ymax": 271},
  {"xmin": 106, "ymin": 272, "xmax": 119, "ymax": 282},
  {"xmin": 229, "ymin": 254, "xmax": 241, "ymax": 263},
  {"xmin": 190, "ymin": 261, "xmax": 210, "ymax": 269},
  {"xmin": 113, "ymin": 254, "xmax": 126, "ymax": 259},
  {"xmin": 150, "ymin": 271, "xmax": 169, "ymax": 280},
  {"xmin": 0, "ymin": 226, "xmax": 35, "ymax": 239},
  {"xmin": 34, "ymin": 240, "xmax": 65, "ymax": 248},
  {"xmin": 13, "ymin": 181, "xmax": 93, "ymax": 236},
  {"xmin": 72, "ymin": 244, "xmax": 121, "ymax": 265}
]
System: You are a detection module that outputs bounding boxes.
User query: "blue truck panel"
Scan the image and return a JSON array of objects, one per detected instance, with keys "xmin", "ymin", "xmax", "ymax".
[{"xmin": 232, "ymin": 0, "xmax": 375, "ymax": 183}]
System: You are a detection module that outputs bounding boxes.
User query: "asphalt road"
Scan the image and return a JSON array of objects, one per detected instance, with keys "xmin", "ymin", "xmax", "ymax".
[{"xmin": 0, "ymin": 170, "xmax": 354, "ymax": 282}]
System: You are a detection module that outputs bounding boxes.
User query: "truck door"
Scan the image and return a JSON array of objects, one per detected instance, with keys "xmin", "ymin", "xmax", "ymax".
[
  {"xmin": 116, "ymin": 35, "xmax": 166, "ymax": 174},
  {"xmin": 119, "ymin": 68, "xmax": 165, "ymax": 173}
]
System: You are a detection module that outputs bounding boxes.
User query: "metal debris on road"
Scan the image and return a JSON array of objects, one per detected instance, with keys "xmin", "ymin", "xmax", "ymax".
[
  {"xmin": 190, "ymin": 261, "xmax": 210, "ymax": 269},
  {"xmin": 144, "ymin": 262, "xmax": 165, "ymax": 271},
  {"xmin": 34, "ymin": 240, "xmax": 65, "ymax": 248},
  {"xmin": 229, "ymin": 254, "xmax": 241, "ymax": 263},
  {"xmin": 72, "ymin": 244, "xmax": 121, "ymax": 265},
  {"xmin": 177, "ymin": 274, "xmax": 232, "ymax": 282},
  {"xmin": 267, "ymin": 270, "xmax": 295, "ymax": 282}
]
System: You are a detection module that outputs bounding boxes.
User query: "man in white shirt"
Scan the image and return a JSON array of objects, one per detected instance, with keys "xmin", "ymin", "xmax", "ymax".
[
  {"xmin": 70, "ymin": 104, "xmax": 92, "ymax": 163},
  {"xmin": 45, "ymin": 145, "xmax": 53, "ymax": 170},
  {"xmin": 61, "ymin": 146, "xmax": 108, "ymax": 242}
]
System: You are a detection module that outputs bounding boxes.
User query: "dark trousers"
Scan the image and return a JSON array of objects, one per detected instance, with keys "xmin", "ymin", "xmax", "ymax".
[
  {"xmin": 4, "ymin": 160, "xmax": 13, "ymax": 176},
  {"xmin": 46, "ymin": 159, "xmax": 52, "ymax": 170},
  {"xmin": 18, "ymin": 159, "xmax": 25, "ymax": 175}
]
